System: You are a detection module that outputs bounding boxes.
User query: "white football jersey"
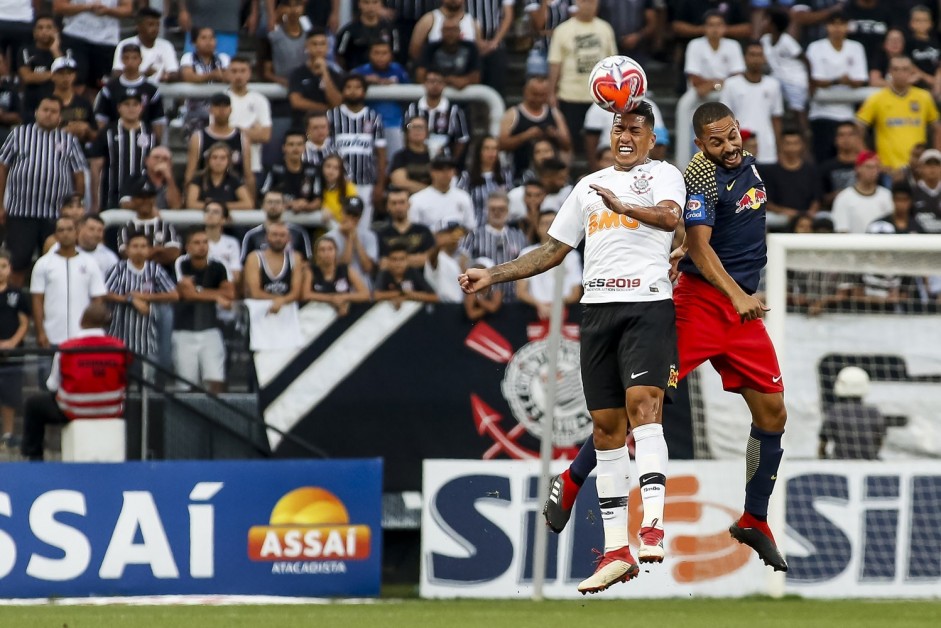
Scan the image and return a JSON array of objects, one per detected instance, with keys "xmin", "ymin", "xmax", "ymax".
[{"xmin": 548, "ymin": 161, "xmax": 686, "ymax": 304}]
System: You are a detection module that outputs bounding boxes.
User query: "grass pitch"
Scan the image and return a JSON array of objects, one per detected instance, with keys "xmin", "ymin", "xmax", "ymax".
[{"xmin": 0, "ymin": 598, "xmax": 938, "ymax": 628}]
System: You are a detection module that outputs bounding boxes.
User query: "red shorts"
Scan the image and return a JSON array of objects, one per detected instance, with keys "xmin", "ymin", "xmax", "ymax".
[{"xmin": 674, "ymin": 274, "xmax": 784, "ymax": 394}]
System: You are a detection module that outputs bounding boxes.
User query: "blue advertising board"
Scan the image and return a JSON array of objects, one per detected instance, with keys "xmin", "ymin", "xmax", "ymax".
[{"xmin": 0, "ymin": 459, "xmax": 382, "ymax": 598}]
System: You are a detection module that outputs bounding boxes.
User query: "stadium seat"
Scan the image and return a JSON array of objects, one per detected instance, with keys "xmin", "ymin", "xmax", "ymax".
[{"xmin": 61, "ymin": 419, "xmax": 127, "ymax": 462}]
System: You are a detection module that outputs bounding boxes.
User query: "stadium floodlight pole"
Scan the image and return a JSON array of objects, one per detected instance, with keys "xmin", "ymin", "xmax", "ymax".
[{"xmin": 531, "ymin": 263, "xmax": 567, "ymax": 601}]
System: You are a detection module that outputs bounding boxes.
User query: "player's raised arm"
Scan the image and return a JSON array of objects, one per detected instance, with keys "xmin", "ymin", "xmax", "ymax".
[
  {"xmin": 458, "ymin": 237, "xmax": 571, "ymax": 294},
  {"xmin": 684, "ymin": 225, "xmax": 766, "ymax": 321},
  {"xmin": 589, "ymin": 183, "xmax": 681, "ymax": 231}
]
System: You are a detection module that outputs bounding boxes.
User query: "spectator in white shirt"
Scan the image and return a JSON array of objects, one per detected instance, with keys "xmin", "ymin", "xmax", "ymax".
[
  {"xmin": 76, "ymin": 215, "xmax": 119, "ymax": 277},
  {"xmin": 831, "ymin": 151, "xmax": 893, "ymax": 233},
  {"xmin": 113, "ymin": 8, "xmax": 180, "ymax": 84},
  {"xmin": 720, "ymin": 41, "xmax": 784, "ymax": 164},
  {"xmin": 203, "ymin": 200, "xmax": 242, "ymax": 288},
  {"xmin": 408, "ymin": 155, "xmax": 476, "ymax": 230},
  {"xmin": 684, "ymin": 11, "xmax": 746, "ymax": 98},
  {"xmin": 761, "ymin": 8, "xmax": 809, "ymax": 135},
  {"xmin": 30, "ymin": 216, "xmax": 107, "ymax": 349},
  {"xmin": 226, "ymin": 57, "xmax": 273, "ymax": 181},
  {"xmin": 805, "ymin": 12, "xmax": 868, "ymax": 164}
]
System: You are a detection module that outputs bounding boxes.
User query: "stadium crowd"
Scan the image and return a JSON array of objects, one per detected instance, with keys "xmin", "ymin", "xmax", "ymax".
[{"xmin": 0, "ymin": 0, "xmax": 940, "ymax": 450}]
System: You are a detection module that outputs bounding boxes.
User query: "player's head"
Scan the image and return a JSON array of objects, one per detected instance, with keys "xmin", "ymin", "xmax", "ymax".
[
  {"xmin": 693, "ymin": 102, "xmax": 742, "ymax": 169},
  {"xmin": 610, "ymin": 101, "xmax": 656, "ymax": 171}
]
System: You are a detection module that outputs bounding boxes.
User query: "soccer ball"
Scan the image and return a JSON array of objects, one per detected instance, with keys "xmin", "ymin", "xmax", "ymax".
[{"xmin": 589, "ymin": 55, "xmax": 648, "ymax": 115}]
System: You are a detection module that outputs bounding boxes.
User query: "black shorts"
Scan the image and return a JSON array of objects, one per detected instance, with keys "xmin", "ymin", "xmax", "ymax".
[
  {"xmin": 0, "ymin": 365, "xmax": 23, "ymax": 409},
  {"xmin": 580, "ymin": 300, "xmax": 678, "ymax": 411},
  {"xmin": 4, "ymin": 216, "xmax": 56, "ymax": 272},
  {"xmin": 61, "ymin": 35, "xmax": 116, "ymax": 89}
]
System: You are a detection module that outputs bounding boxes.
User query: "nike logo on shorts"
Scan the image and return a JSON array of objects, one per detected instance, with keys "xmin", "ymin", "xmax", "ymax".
[
  {"xmin": 772, "ymin": 375, "xmax": 783, "ymax": 383},
  {"xmin": 631, "ymin": 371, "xmax": 649, "ymax": 379}
]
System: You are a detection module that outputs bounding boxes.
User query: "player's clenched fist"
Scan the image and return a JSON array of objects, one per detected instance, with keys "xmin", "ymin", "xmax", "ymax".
[{"xmin": 459, "ymin": 268, "xmax": 492, "ymax": 294}]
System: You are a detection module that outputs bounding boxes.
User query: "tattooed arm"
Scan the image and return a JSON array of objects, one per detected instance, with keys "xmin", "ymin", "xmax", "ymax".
[
  {"xmin": 459, "ymin": 237, "xmax": 572, "ymax": 294},
  {"xmin": 589, "ymin": 183, "xmax": 681, "ymax": 231}
]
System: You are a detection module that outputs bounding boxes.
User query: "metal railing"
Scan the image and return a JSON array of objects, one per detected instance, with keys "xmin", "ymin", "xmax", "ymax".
[
  {"xmin": 3, "ymin": 345, "xmax": 327, "ymax": 461},
  {"xmin": 157, "ymin": 82, "xmax": 506, "ymax": 136},
  {"xmin": 674, "ymin": 86, "xmax": 879, "ymax": 168},
  {"xmin": 100, "ymin": 208, "xmax": 324, "ymax": 228}
]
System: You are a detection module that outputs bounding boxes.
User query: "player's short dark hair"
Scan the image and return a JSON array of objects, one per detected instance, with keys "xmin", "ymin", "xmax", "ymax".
[
  {"xmin": 693, "ymin": 102, "xmax": 735, "ymax": 138},
  {"xmin": 137, "ymin": 7, "xmax": 162, "ymax": 21},
  {"xmin": 616, "ymin": 100, "xmax": 655, "ymax": 130},
  {"xmin": 768, "ymin": 8, "xmax": 790, "ymax": 33},
  {"xmin": 387, "ymin": 242, "xmax": 409, "ymax": 256},
  {"xmin": 891, "ymin": 182, "xmax": 913, "ymax": 197}
]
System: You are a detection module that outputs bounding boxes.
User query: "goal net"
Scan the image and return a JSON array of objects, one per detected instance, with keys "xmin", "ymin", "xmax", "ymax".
[{"xmin": 690, "ymin": 233, "xmax": 941, "ymax": 462}]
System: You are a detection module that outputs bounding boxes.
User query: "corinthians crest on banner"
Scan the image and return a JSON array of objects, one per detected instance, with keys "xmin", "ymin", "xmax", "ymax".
[{"xmin": 465, "ymin": 320, "xmax": 592, "ymax": 460}]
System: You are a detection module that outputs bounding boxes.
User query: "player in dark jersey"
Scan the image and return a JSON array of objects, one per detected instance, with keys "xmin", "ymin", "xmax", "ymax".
[{"xmin": 542, "ymin": 102, "xmax": 788, "ymax": 573}]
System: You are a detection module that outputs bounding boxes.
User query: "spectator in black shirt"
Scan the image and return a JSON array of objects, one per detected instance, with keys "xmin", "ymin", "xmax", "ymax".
[
  {"xmin": 335, "ymin": 0, "xmax": 400, "ymax": 70},
  {"xmin": 389, "ymin": 115, "xmax": 431, "ymax": 194},
  {"xmin": 906, "ymin": 5, "xmax": 941, "ymax": 93},
  {"xmin": 416, "ymin": 18, "xmax": 480, "ymax": 88},
  {"xmin": 374, "ymin": 242, "xmax": 437, "ymax": 307},
  {"xmin": 51, "ymin": 57, "xmax": 96, "ymax": 150},
  {"xmin": 173, "ymin": 226, "xmax": 234, "ymax": 393},
  {"xmin": 94, "ymin": 44, "xmax": 166, "ymax": 140},
  {"xmin": 845, "ymin": 0, "xmax": 893, "ymax": 73},
  {"xmin": 288, "ymin": 28, "xmax": 343, "ymax": 124},
  {"xmin": 912, "ymin": 148, "xmax": 941, "ymax": 233},
  {"xmin": 759, "ymin": 129, "xmax": 821, "ymax": 231},
  {"xmin": 302, "ymin": 235, "xmax": 370, "ymax": 316},
  {"xmin": 819, "ymin": 120, "xmax": 864, "ymax": 209},
  {"xmin": 260, "ymin": 128, "xmax": 321, "ymax": 213},
  {"xmin": 673, "ymin": 0, "xmax": 750, "ymax": 43},
  {"xmin": 0, "ymin": 250, "xmax": 29, "ymax": 449},
  {"xmin": 185, "ymin": 142, "xmax": 253, "ymax": 210},
  {"xmin": 375, "ymin": 187, "xmax": 434, "ymax": 268},
  {"xmin": 18, "ymin": 15, "xmax": 60, "ymax": 122},
  {"xmin": 0, "ymin": 55, "xmax": 21, "ymax": 145}
]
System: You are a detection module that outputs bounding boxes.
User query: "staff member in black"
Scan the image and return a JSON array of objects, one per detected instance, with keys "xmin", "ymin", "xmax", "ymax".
[{"xmin": 0, "ymin": 96, "xmax": 87, "ymax": 287}]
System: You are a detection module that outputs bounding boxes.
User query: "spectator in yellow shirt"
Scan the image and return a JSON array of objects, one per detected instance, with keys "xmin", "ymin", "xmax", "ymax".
[
  {"xmin": 319, "ymin": 154, "xmax": 359, "ymax": 226},
  {"xmin": 856, "ymin": 56, "xmax": 941, "ymax": 173}
]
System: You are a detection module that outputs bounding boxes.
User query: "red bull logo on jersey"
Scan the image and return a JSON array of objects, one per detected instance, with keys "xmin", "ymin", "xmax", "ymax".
[
  {"xmin": 736, "ymin": 187, "xmax": 767, "ymax": 213},
  {"xmin": 587, "ymin": 209, "xmax": 640, "ymax": 236}
]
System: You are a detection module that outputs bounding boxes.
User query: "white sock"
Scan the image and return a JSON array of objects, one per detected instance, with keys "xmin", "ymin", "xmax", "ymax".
[
  {"xmin": 633, "ymin": 423, "xmax": 668, "ymax": 530},
  {"xmin": 595, "ymin": 445, "xmax": 631, "ymax": 552}
]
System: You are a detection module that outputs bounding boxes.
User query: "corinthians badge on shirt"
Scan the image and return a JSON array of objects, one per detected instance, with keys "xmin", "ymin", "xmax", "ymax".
[{"xmin": 631, "ymin": 172, "xmax": 654, "ymax": 194}]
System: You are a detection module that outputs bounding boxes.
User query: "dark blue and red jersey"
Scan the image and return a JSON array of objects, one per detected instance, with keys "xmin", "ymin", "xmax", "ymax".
[{"xmin": 678, "ymin": 152, "xmax": 767, "ymax": 295}]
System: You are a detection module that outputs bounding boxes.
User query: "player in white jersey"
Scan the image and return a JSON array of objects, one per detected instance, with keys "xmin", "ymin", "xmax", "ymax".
[{"xmin": 460, "ymin": 102, "xmax": 685, "ymax": 594}]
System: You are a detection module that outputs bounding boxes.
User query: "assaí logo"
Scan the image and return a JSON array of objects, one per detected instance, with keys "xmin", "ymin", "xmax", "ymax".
[{"xmin": 247, "ymin": 487, "xmax": 371, "ymax": 575}]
